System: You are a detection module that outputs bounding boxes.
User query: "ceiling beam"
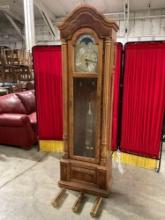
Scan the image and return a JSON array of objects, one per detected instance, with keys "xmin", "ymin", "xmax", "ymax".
[
  {"xmin": 40, "ymin": 11, "xmax": 57, "ymax": 38},
  {"xmin": 34, "ymin": 0, "xmax": 59, "ymax": 38},
  {"xmin": 3, "ymin": 12, "xmax": 24, "ymax": 40},
  {"xmin": 34, "ymin": 0, "xmax": 56, "ymax": 21},
  {"xmin": 0, "ymin": 4, "xmax": 23, "ymax": 24},
  {"xmin": 0, "ymin": 4, "xmax": 9, "ymax": 10}
]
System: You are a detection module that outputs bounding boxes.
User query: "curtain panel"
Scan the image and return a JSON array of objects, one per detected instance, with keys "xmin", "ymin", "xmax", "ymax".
[
  {"xmin": 120, "ymin": 42, "xmax": 165, "ymax": 159},
  {"xmin": 33, "ymin": 46, "xmax": 63, "ymax": 143}
]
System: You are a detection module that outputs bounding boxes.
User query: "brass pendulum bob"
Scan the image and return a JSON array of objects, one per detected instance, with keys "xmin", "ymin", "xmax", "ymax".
[{"xmin": 84, "ymin": 97, "xmax": 94, "ymax": 157}]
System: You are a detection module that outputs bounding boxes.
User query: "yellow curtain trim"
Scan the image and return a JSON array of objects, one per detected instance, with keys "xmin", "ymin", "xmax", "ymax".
[
  {"xmin": 113, "ymin": 151, "xmax": 158, "ymax": 170},
  {"xmin": 39, "ymin": 140, "xmax": 64, "ymax": 153},
  {"xmin": 39, "ymin": 141, "xmax": 158, "ymax": 169}
]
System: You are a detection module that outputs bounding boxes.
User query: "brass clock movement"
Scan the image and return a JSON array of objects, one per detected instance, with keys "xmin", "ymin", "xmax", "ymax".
[{"xmin": 58, "ymin": 6, "xmax": 118, "ymax": 197}]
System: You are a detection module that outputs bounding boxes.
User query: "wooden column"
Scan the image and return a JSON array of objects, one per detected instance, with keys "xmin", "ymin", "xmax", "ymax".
[
  {"xmin": 100, "ymin": 38, "xmax": 114, "ymax": 165},
  {"xmin": 62, "ymin": 40, "xmax": 69, "ymax": 159},
  {"xmin": 23, "ymin": 0, "xmax": 35, "ymax": 52},
  {"xmin": 108, "ymin": 41, "xmax": 116, "ymax": 155}
]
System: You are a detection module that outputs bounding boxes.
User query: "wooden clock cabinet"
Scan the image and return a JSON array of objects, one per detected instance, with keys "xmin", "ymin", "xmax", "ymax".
[{"xmin": 58, "ymin": 6, "xmax": 118, "ymax": 197}]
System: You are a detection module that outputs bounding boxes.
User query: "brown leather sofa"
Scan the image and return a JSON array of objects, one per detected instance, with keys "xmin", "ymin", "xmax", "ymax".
[{"xmin": 0, "ymin": 90, "xmax": 37, "ymax": 149}]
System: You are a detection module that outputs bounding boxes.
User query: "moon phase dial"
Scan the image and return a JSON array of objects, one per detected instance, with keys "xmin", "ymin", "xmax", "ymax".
[{"xmin": 75, "ymin": 34, "xmax": 98, "ymax": 73}]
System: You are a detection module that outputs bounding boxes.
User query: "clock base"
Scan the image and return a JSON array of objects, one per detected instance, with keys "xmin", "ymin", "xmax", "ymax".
[
  {"xmin": 59, "ymin": 159, "xmax": 112, "ymax": 198},
  {"xmin": 59, "ymin": 180, "xmax": 109, "ymax": 197}
]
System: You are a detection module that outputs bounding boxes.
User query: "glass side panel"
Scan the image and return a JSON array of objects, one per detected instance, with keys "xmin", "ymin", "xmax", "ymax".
[
  {"xmin": 73, "ymin": 78, "xmax": 97, "ymax": 158},
  {"xmin": 75, "ymin": 34, "xmax": 98, "ymax": 73}
]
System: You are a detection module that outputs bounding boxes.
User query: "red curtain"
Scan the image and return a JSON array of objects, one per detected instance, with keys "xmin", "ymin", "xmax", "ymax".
[
  {"xmin": 111, "ymin": 43, "xmax": 123, "ymax": 150},
  {"xmin": 33, "ymin": 46, "xmax": 63, "ymax": 140},
  {"xmin": 121, "ymin": 42, "xmax": 165, "ymax": 158}
]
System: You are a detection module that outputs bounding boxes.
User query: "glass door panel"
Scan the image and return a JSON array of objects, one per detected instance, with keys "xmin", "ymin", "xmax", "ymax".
[{"xmin": 73, "ymin": 78, "xmax": 97, "ymax": 158}]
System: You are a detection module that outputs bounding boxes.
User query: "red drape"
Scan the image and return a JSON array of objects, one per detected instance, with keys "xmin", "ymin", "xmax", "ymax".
[
  {"xmin": 121, "ymin": 42, "xmax": 165, "ymax": 158},
  {"xmin": 33, "ymin": 46, "xmax": 63, "ymax": 140},
  {"xmin": 111, "ymin": 43, "xmax": 123, "ymax": 151}
]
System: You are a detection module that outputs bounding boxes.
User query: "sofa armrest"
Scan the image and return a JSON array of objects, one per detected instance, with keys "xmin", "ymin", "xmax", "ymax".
[{"xmin": 0, "ymin": 113, "xmax": 30, "ymax": 127}]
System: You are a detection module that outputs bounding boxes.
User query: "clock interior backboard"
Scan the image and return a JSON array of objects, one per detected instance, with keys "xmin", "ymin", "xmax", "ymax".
[{"xmin": 73, "ymin": 78, "xmax": 97, "ymax": 158}]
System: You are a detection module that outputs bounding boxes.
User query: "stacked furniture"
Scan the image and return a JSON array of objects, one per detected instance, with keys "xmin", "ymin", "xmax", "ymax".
[
  {"xmin": 0, "ymin": 90, "xmax": 37, "ymax": 149},
  {"xmin": 0, "ymin": 47, "xmax": 34, "ymax": 93}
]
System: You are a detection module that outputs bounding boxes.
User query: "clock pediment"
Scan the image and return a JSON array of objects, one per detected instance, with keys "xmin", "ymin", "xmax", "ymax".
[{"xmin": 58, "ymin": 6, "xmax": 118, "ymax": 40}]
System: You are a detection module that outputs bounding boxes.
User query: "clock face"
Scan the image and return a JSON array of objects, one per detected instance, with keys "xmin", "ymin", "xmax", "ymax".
[{"xmin": 75, "ymin": 34, "xmax": 98, "ymax": 72}]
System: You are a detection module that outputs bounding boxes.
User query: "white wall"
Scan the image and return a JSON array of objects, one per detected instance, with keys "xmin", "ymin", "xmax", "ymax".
[
  {"xmin": 35, "ymin": 20, "xmax": 60, "ymax": 45},
  {"xmin": 116, "ymin": 9, "xmax": 165, "ymax": 44}
]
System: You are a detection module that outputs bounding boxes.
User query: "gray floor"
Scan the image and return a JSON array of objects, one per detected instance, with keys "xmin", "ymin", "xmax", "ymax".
[{"xmin": 0, "ymin": 144, "xmax": 164, "ymax": 220}]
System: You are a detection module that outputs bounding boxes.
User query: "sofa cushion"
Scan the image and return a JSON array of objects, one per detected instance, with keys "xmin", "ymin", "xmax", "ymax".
[
  {"xmin": 0, "ymin": 94, "xmax": 27, "ymax": 114},
  {"xmin": 16, "ymin": 90, "xmax": 35, "ymax": 114},
  {"xmin": 0, "ymin": 113, "xmax": 29, "ymax": 127},
  {"xmin": 28, "ymin": 112, "xmax": 37, "ymax": 131},
  {"xmin": 28, "ymin": 112, "xmax": 37, "ymax": 125}
]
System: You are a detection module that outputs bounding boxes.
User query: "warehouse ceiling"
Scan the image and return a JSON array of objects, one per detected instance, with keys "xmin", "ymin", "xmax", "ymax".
[
  {"xmin": 42, "ymin": 0, "xmax": 165, "ymax": 17},
  {"xmin": 0, "ymin": 0, "xmax": 165, "ymax": 22},
  {"xmin": 0, "ymin": 0, "xmax": 165, "ymax": 44}
]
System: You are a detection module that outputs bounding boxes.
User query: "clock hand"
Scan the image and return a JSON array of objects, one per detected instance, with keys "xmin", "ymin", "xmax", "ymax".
[{"xmin": 85, "ymin": 58, "xmax": 97, "ymax": 63}]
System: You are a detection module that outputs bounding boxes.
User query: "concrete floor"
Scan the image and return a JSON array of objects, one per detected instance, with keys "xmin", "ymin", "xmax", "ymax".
[{"xmin": 0, "ymin": 144, "xmax": 164, "ymax": 220}]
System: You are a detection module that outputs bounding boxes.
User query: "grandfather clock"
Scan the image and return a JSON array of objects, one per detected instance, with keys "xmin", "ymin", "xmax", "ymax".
[{"xmin": 58, "ymin": 6, "xmax": 118, "ymax": 197}]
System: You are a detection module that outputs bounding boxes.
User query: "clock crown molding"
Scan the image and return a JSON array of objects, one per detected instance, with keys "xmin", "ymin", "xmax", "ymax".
[{"xmin": 58, "ymin": 5, "xmax": 119, "ymax": 40}]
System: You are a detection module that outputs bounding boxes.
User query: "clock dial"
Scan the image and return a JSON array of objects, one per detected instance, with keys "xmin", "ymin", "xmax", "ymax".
[{"xmin": 75, "ymin": 35, "xmax": 98, "ymax": 72}]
